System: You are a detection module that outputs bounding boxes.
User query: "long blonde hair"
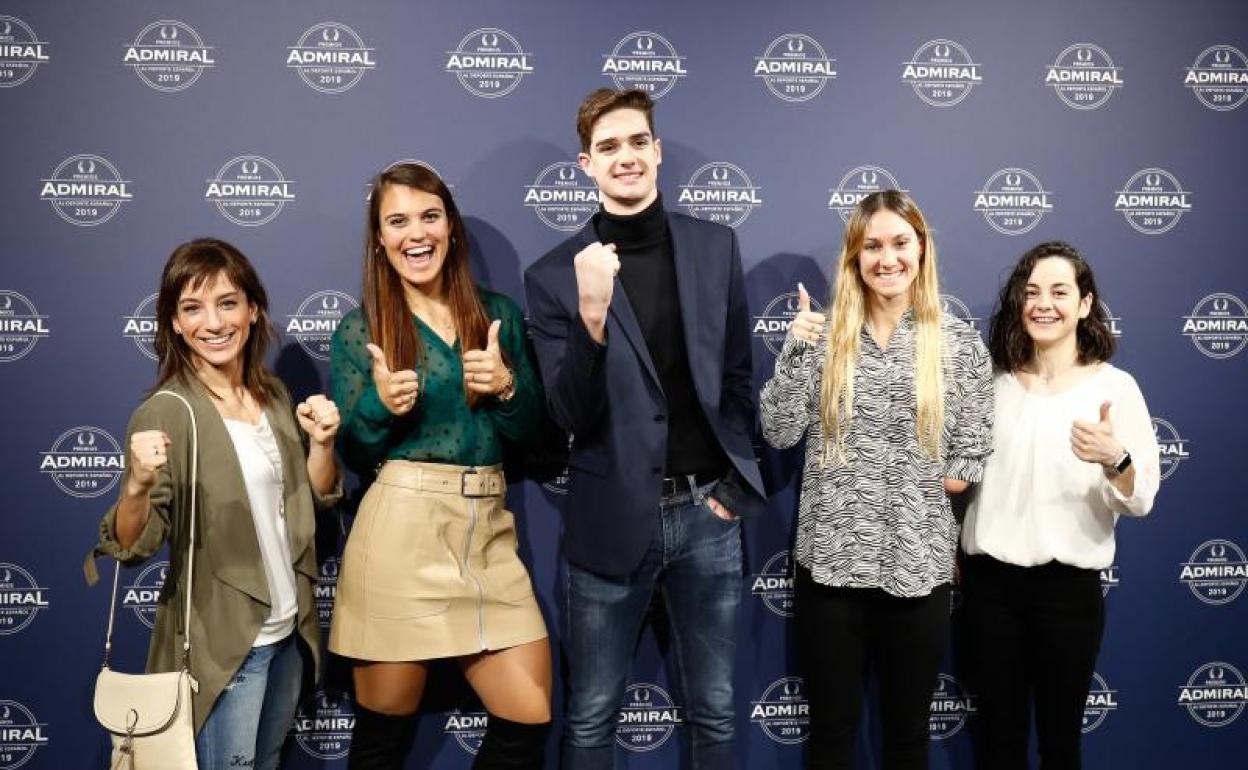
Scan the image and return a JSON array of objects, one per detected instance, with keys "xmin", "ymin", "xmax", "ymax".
[{"xmin": 819, "ymin": 190, "xmax": 944, "ymax": 463}]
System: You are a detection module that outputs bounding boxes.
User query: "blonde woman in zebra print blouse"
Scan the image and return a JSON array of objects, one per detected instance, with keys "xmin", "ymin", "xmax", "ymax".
[{"xmin": 760, "ymin": 190, "xmax": 993, "ymax": 769}]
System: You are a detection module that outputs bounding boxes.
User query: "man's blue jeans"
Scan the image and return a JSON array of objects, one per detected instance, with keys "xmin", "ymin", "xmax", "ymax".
[
  {"xmin": 561, "ymin": 480, "xmax": 743, "ymax": 770},
  {"xmin": 195, "ymin": 632, "xmax": 304, "ymax": 770}
]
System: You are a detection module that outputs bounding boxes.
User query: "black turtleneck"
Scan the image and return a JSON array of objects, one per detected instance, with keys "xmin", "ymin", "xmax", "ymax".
[{"xmin": 594, "ymin": 195, "xmax": 727, "ymax": 478}]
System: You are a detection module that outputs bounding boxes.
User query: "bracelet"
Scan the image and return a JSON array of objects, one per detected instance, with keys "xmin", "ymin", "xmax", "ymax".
[{"xmin": 497, "ymin": 368, "xmax": 516, "ymax": 402}]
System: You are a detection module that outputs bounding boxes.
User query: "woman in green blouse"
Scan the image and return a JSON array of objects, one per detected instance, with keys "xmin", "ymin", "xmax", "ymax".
[{"xmin": 328, "ymin": 163, "xmax": 551, "ymax": 769}]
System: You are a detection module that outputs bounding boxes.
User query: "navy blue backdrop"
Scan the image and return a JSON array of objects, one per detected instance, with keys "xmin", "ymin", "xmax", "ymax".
[{"xmin": 2, "ymin": 0, "xmax": 1246, "ymax": 767}]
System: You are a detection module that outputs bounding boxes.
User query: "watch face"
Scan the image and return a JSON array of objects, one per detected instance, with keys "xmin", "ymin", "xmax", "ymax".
[{"xmin": 1115, "ymin": 452, "xmax": 1133, "ymax": 474}]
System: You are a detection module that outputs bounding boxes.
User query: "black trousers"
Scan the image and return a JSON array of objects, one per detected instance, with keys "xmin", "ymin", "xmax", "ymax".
[
  {"xmin": 795, "ymin": 565, "xmax": 951, "ymax": 770},
  {"xmin": 961, "ymin": 554, "xmax": 1105, "ymax": 770}
]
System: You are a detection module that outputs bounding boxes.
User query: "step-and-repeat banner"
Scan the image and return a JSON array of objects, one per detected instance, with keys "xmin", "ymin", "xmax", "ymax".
[{"xmin": 2, "ymin": 0, "xmax": 1245, "ymax": 767}]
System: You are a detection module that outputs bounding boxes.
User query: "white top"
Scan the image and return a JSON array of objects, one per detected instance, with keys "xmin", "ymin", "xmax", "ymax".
[
  {"xmin": 223, "ymin": 413, "xmax": 297, "ymax": 645},
  {"xmin": 962, "ymin": 364, "xmax": 1159, "ymax": 569}
]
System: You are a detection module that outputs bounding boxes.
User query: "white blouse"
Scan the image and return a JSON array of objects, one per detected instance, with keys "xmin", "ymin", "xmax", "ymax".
[{"xmin": 962, "ymin": 364, "xmax": 1160, "ymax": 569}]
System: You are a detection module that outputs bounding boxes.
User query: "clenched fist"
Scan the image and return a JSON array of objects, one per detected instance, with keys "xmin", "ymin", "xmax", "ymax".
[
  {"xmin": 574, "ymin": 241, "xmax": 619, "ymax": 343},
  {"xmin": 366, "ymin": 343, "xmax": 420, "ymax": 416},
  {"xmin": 127, "ymin": 429, "xmax": 171, "ymax": 493},
  {"xmin": 296, "ymin": 394, "xmax": 340, "ymax": 446},
  {"xmin": 463, "ymin": 320, "xmax": 513, "ymax": 398}
]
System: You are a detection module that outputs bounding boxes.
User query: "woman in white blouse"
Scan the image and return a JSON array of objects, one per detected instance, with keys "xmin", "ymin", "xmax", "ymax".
[
  {"xmin": 962, "ymin": 241, "xmax": 1159, "ymax": 770},
  {"xmin": 761, "ymin": 190, "xmax": 993, "ymax": 769}
]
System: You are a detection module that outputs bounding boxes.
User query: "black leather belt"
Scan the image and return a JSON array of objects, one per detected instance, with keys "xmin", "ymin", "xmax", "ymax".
[{"xmin": 660, "ymin": 470, "xmax": 721, "ymax": 499}]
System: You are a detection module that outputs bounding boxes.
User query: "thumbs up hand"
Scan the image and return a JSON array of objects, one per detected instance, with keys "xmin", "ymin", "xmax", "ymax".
[
  {"xmin": 463, "ymin": 319, "xmax": 513, "ymax": 397},
  {"xmin": 367, "ymin": 343, "xmax": 419, "ymax": 416},
  {"xmin": 1071, "ymin": 400, "xmax": 1124, "ymax": 466},
  {"xmin": 790, "ymin": 282, "xmax": 827, "ymax": 344}
]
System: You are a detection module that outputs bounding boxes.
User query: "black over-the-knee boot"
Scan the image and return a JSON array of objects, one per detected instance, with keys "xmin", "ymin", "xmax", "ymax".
[
  {"xmin": 347, "ymin": 703, "xmax": 419, "ymax": 770},
  {"xmin": 471, "ymin": 712, "xmax": 551, "ymax": 770}
]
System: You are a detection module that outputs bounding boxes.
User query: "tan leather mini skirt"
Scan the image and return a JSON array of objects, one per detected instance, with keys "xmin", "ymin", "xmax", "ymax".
[{"xmin": 329, "ymin": 460, "xmax": 547, "ymax": 661}]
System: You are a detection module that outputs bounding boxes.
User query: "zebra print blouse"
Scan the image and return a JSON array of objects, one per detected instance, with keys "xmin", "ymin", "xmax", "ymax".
[{"xmin": 760, "ymin": 310, "xmax": 993, "ymax": 598}]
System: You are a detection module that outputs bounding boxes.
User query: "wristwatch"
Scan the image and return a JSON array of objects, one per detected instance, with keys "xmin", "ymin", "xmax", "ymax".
[{"xmin": 1106, "ymin": 451, "xmax": 1132, "ymax": 476}]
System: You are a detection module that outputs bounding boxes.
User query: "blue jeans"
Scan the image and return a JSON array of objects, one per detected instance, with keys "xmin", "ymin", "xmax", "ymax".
[
  {"xmin": 196, "ymin": 633, "xmax": 304, "ymax": 770},
  {"xmin": 561, "ymin": 480, "xmax": 743, "ymax": 770}
]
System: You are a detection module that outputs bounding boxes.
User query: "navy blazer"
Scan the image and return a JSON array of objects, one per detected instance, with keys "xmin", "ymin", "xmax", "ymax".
[{"xmin": 524, "ymin": 209, "xmax": 766, "ymax": 576}]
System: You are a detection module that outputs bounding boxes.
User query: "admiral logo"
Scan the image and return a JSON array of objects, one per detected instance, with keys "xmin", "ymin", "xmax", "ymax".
[
  {"xmin": 1114, "ymin": 168, "xmax": 1191, "ymax": 235},
  {"xmin": 288, "ymin": 22, "xmax": 376, "ymax": 93},
  {"xmin": 1179, "ymin": 662, "xmax": 1248, "ymax": 728},
  {"xmin": 123, "ymin": 20, "xmax": 214, "ymax": 92},
  {"xmin": 294, "ymin": 689, "xmax": 353, "ymax": 759},
  {"xmin": 444, "ymin": 708, "xmax": 488, "ymax": 755},
  {"xmin": 0, "ymin": 700, "xmax": 48, "ymax": 769},
  {"xmin": 754, "ymin": 33, "xmax": 836, "ymax": 102},
  {"xmin": 603, "ymin": 31, "xmax": 686, "ymax": 99},
  {"xmin": 40, "ymin": 426, "xmax": 125, "ymax": 498},
  {"xmin": 678, "ymin": 162, "xmax": 762, "ymax": 228},
  {"xmin": 40, "ymin": 154, "xmax": 134, "ymax": 226},
  {"xmin": 751, "ymin": 676, "xmax": 810, "ymax": 745},
  {"xmin": 1100, "ymin": 565, "xmax": 1119, "ymax": 597},
  {"xmin": 1185, "ymin": 45, "xmax": 1248, "ymax": 111},
  {"xmin": 525, "ymin": 162, "xmax": 600, "ymax": 232},
  {"xmin": 0, "ymin": 565, "xmax": 49, "ymax": 636},
  {"xmin": 445, "ymin": 28, "xmax": 533, "ymax": 98},
  {"xmin": 1152, "ymin": 417, "xmax": 1190, "ymax": 481},
  {"xmin": 616, "ymin": 682, "xmax": 682, "ymax": 752},
  {"xmin": 1046, "ymin": 44, "xmax": 1123, "ymax": 110},
  {"xmin": 1098, "ymin": 300, "xmax": 1123, "ymax": 338},
  {"xmin": 929, "ymin": 674, "xmax": 976, "ymax": 740},
  {"xmin": 121, "ymin": 561, "xmax": 167, "ymax": 629},
  {"xmin": 753, "ymin": 290, "xmax": 825, "ymax": 357},
  {"xmin": 1082, "ymin": 672, "xmax": 1118, "ymax": 733},
  {"xmin": 973, "ymin": 168, "xmax": 1052, "ymax": 235},
  {"xmin": 751, "ymin": 550, "xmax": 795, "ymax": 618},
  {"xmin": 828, "ymin": 165, "xmax": 905, "ymax": 222},
  {"xmin": 205, "ymin": 155, "xmax": 296, "ymax": 227},
  {"xmin": 1181, "ymin": 539, "xmax": 1247, "ymax": 606},
  {"xmin": 0, "ymin": 16, "xmax": 49, "ymax": 88},
  {"xmin": 0, "ymin": 291, "xmax": 49, "ymax": 363},
  {"xmin": 941, "ymin": 294, "xmax": 982, "ymax": 335},
  {"xmin": 1182, "ymin": 293, "xmax": 1248, "ymax": 359},
  {"xmin": 315, "ymin": 556, "xmax": 339, "ymax": 630},
  {"xmin": 286, "ymin": 291, "xmax": 357, "ymax": 361},
  {"xmin": 122, "ymin": 292, "xmax": 159, "ymax": 361},
  {"xmin": 902, "ymin": 39, "xmax": 982, "ymax": 107}
]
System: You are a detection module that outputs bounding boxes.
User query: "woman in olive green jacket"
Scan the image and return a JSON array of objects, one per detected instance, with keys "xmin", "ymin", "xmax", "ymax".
[{"xmin": 88, "ymin": 239, "xmax": 341, "ymax": 770}]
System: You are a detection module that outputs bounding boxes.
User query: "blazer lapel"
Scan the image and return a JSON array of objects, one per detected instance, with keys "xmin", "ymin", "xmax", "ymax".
[
  {"xmin": 668, "ymin": 214, "xmax": 707, "ymax": 398},
  {"xmin": 267, "ymin": 400, "xmax": 313, "ymax": 565}
]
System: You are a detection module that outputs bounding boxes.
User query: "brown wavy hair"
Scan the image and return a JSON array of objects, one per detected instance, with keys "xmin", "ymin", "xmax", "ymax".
[
  {"xmin": 988, "ymin": 240, "xmax": 1116, "ymax": 372},
  {"xmin": 576, "ymin": 88, "xmax": 656, "ymax": 152}
]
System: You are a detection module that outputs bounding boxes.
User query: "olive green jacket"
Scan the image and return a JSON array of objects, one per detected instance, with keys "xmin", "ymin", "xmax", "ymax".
[{"xmin": 85, "ymin": 375, "xmax": 341, "ymax": 731}]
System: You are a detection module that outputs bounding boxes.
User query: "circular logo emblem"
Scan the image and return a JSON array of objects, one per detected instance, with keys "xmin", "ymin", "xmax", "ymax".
[
  {"xmin": 123, "ymin": 20, "xmax": 215, "ymax": 92},
  {"xmin": 1100, "ymin": 565, "xmax": 1120, "ymax": 597},
  {"xmin": 444, "ymin": 709, "xmax": 488, "ymax": 755},
  {"xmin": 1179, "ymin": 662, "xmax": 1248, "ymax": 728},
  {"xmin": 1046, "ymin": 44, "xmax": 1123, "ymax": 110},
  {"xmin": 0, "ymin": 565, "xmax": 49, "ymax": 636},
  {"xmin": 750, "ymin": 677, "xmax": 810, "ymax": 745},
  {"xmin": 1181, "ymin": 539, "xmax": 1247, "ymax": 606},
  {"xmin": 752, "ymin": 290, "xmax": 826, "ymax": 357},
  {"xmin": 445, "ymin": 28, "xmax": 533, "ymax": 98},
  {"xmin": 1185, "ymin": 45, "xmax": 1248, "ymax": 111},
  {"xmin": 603, "ymin": 31, "xmax": 687, "ymax": 99},
  {"xmin": 1114, "ymin": 168, "xmax": 1191, "ymax": 235},
  {"xmin": 0, "ymin": 16, "xmax": 49, "ymax": 88},
  {"xmin": 1098, "ymin": 300, "xmax": 1123, "ymax": 338},
  {"xmin": 973, "ymin": 168, "xmax": 1052, "ymax": 235},
  {"xmin": 0, "ymin": 701, "xmax": 47, "ymax": 769},
  {"xmin": 525, "ymin": 162, "xmax": 600, "ymax": 232},
  {"xmin": 0, "ymin": 291, "xmax": 49, "ymax": 363},
  {"xmin": 287, "ymin": 22, "xmax": 375, "ymax": 93},
  {"xmin": 678, "ymin": 162, "xmax": 762, "ymax": 228},
  {"xmin": 929, "ymin": 674, "xmax": 977, "ymax": 740},
  {"xmin": 40, "ymin": 426, "xmax": 125, "ymax": 498},
  {"xmin": 827, "ymin": 165, "xmax": 905, "ymax": 222},
  {"xmin": 205, "ymin": 155, "xmax": 296, "ymax": 227},
  {"xmin": 941, "ymin": 294, "xmax": 982, "ymax": 335},
  {"xmin": 121, "ymin": 560, "xmax": 167, "ymax": 629},
  {"xmin": 1152, "ymin": 417, "xmax": 1190, "ymax": 481},
  {"xmin": 754, "ymin": 34, "xmax": 836, "ymax": 102},
  {"xmin": 751, "ymin": 550, "xmax": 795, "ymax": 618},
  {"xmin": 40, "ymin": 154, "xmax": 133, "ymax": 226},
  {"xmin": 122, "ymin": 292, "xmax": 159, "ymax": 361},
  {"xmin": 315, "ymin": 556, "xmax": 339, "ymax": 630},
  {"xmin": 1182, "ymin": 293, "xmax": 1248, "ymax": 359},
  {"xmin": 902, "ymin": 39, "xmax": 982, "ymax": 107},
  {"xmin": 285, "ymin": 290, "xmax": 357, "ymax": 361},
  {"xmin": 616, "ymin": 682, "xmax": 681, "ymax": 752},
  {"xmin": 293, "ymin": 689, "xmax": 354, "ymax": 759},
  {"xmin": 1082, "ymin": 672, "xmax": 1118, "ymax": 733}
]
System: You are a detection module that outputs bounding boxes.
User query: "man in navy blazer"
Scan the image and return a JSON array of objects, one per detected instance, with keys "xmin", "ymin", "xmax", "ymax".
[{"xmin": 524, "ymin": 88, "xmax": 766, "ymax": 769}]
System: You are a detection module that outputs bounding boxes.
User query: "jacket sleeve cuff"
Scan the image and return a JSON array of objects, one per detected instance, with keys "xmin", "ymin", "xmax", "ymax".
[{"xmin": 944, "ymin": 455, "xmax": 986, "ymax": 484}]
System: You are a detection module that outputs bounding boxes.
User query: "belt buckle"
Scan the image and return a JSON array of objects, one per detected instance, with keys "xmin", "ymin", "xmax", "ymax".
[{"xmin": 460, "ymin": 468, "xmax": 494, "ymax": 498}]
